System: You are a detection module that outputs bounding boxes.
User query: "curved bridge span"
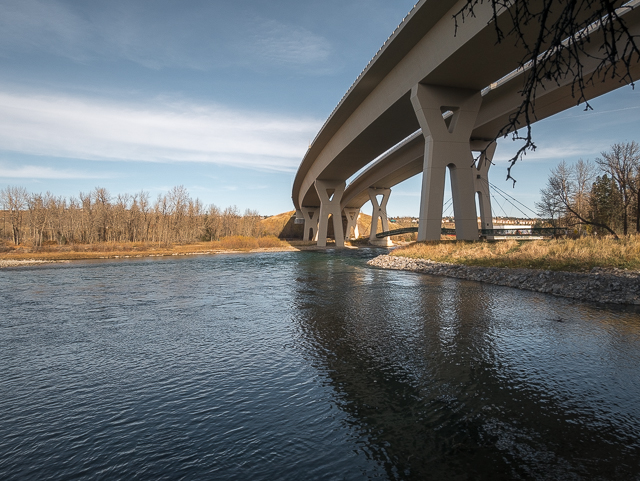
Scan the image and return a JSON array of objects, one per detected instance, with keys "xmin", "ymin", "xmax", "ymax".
[{"xmin": 293, "ymin": 0, "xmax": 640, "ymax": 246}]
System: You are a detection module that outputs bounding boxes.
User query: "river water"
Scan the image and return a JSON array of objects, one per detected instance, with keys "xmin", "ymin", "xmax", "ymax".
[{"xmin": 1, "ymin": 250, "xmax": 639, "ymax": 480}]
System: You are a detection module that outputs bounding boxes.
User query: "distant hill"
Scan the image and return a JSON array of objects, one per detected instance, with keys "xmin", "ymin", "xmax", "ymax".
[
  {"xmin": 261, "ymin": 211, "xmax": 299, "ymax": 238},
  {"xmin": 260, "ymin": 211, "xmax": 373, "ymax": 240}
]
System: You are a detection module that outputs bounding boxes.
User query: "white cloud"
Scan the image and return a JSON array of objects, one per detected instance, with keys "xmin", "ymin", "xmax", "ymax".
[
  {"xmin": 494, "ymin": 141, "xmax": 601, "ymax": 163},
  {"xmin": 0, "ymin": 164, "xmax": 110, "ymax": 179},
  {"xmin": 0, "ymin": 90, "xmax": 321, "ymax": 172}
]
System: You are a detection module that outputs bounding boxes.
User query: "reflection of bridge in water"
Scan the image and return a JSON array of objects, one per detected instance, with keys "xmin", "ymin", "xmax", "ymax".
[
  {"xmin": 293, "ymin": 0, "xmax": 640, "ymax": 247},
  {"xmin": 291, "ymin": 251, "xmax": 640, "ymax": 477}
]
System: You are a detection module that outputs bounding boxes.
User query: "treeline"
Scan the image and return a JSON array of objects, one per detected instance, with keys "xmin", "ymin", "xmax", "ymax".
[
  {"xmin": 536, "ymin": 142, "xmax": 640, "ymax": 238},
  {"xmin": 0, "ymin": 185, "xmax": 264, "ymax": 246}
]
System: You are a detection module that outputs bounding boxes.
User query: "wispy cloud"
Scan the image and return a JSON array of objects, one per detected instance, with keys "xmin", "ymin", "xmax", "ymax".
[
  {"xmin": 494, "ymin": 140, "xmax": 602, "ymax": 163},
  {"xmin": 0, "ymin": 0, "xmax": 199, "ymax": 68},
  {"xmin": 0, "ymin": 0, "xmax": 223, "ymax": 70},
  {"xmin": 0, "ymin": 90, "xmax": 321, "ymax": 172},
  {"xmin": 0, "ymin": 0, "xmax": 335, "ymax": 73},
  {"xmin": 248, "ymin": 19, "xmax": 332, "ymax": 70},
  {"xmin": 0, "ymin": 0, "xmax": 91, "ymax": 61},
  {"xmin": 0, "ymin": 164, "xmax": 111, "ymax": 179}
]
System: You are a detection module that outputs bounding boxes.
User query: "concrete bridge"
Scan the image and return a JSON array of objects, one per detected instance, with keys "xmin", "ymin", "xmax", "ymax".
[{"xmin": 293, "ymin": 0, "xmax": 640, "ymax": 246}]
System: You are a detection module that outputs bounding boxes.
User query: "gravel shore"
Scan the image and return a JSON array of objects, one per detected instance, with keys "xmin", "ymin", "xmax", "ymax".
[
  {"xmin": 0, "ymin": 259, "xmax": 68, "ymax": 268},
  {"xmin": 368, "ymin": 254, "xmax": 640, "ymax": 305}
]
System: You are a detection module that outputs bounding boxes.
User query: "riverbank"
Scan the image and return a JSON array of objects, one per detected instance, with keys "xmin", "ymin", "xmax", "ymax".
[
  {"xmin": 368, "ymin": 254, "xmax": 640, "ymax": 305},
  {"xmin": 0, "ymin": 259, "xmax": 71, "ymax": 268},
  {"xmin": 0, "ymin": 239, "xmax": 306, "ymax": 268},
  {"xmin": 389, "ymin": 237, "xmax": 640, "ymax": 272}
]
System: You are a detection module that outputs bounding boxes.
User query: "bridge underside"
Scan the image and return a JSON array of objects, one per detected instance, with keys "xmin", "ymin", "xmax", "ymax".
[{"xmin": 294, "ymin": 0, "xmax": 640, "ymax": 246}]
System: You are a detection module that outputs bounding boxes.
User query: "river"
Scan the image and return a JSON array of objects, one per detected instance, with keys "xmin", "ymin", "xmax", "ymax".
[{"xmin": 1, "ymin": 250, "xmax": 639, "ymax": 480}]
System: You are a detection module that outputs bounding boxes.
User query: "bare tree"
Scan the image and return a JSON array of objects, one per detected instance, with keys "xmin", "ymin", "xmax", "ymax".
[
  {"xmin": 50, "ymin": 195, "xmax": 69, "ymax": 245},
  {"xmin": 455, "ymin": 1, "xmax": 640, "ymax": 183},
  {"xmin": 536, "ymin": 185, "xmax": 563, "ymax": 226},
  {"xmin": 138, "ymin": 191, "xmax": 151, "ymax": 242},
  {"xmin": 92, "ymin": 187, "xmax": 111, "ymax": 242},
  {"xmin": 0, "ymin": 186, "xmax": 28, "ymax": 245},
  {"xmin": 574, "ymin": 158, "xmax": 598, "ymax": 233},
  {"xmin": 167, "ymin": 185, "xmax": 191, "ymax": 243},
  {"xmin": 240, "ymin": 209, "xmax": 261, "ymax": 237},
  {"xmin": 0, "ymin": 185, "xmax": 273, "ymax": 246},
  {"xmin": 27, "ymin": 192, "xmax": 54, "ymax": 248},
  {"xmin": 221, "ymin": 206, "xmax": 241, "ymax": 238},
  {"xmin": 540, "ymin": 160, "xmax": 618, "ymax": 237},
  {"xmin": 205, "ymin": 204, "xmax": 222, "ymax": 241},
  {"xmin": 596, "ymin": 141, "xmax": 640, "ymax": 234}
]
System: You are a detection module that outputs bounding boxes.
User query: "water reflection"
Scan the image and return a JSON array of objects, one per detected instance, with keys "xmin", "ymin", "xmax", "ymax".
[
  {"xmin": 1, "ymin": 251, "xmax": 639, "ymax": 480},
  {"xmin": 292, "ymin": 251, "xmax": 640, "ymax": 479}
]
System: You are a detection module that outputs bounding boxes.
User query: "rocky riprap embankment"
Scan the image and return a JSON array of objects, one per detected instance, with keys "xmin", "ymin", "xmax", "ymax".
[{"xmin": 368, "ymin": 254, "xmax": 640, "ymax": 305}]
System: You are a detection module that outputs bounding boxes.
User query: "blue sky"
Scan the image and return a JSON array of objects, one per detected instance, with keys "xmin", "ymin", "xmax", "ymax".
[{"xmin": 1, "ymin": 0, "xmax": 639, "ymax": 217}]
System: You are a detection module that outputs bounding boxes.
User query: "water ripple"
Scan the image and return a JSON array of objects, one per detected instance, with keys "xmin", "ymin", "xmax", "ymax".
[{"xmin": 1, "ymin": 252, "xmax": 639, "ymax": 480}]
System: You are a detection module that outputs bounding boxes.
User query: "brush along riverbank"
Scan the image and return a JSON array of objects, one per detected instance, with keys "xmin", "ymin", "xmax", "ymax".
[{"xmin": 368, "ymin": 238, "xmax": 640, "ymax": 305}]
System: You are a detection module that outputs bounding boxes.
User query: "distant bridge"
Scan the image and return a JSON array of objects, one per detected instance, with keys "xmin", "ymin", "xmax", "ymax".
[
  {"xmin": 376, "ymin": 227, "xmax": 568, "ymax": 239},
  {"xmin": 293, "ymin": 0, "xmax": 640, "ymax": 246}
]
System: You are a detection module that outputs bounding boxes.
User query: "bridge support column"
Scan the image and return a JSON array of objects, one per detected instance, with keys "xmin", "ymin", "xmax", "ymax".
[
  {"xmin": 411, "ymin": 84, "xmax": 482, "ymax": 241},
  {"xmin": 300, "ymin": 207, "xmax": 319, "ymax": 242},
  {"xmin": 471, "ymin": 140, "xmax": 496, "ymax": 236},
  {"xmin": 368, "ymin": 188, "xmax": 392, "ymax": 246},
  {"xmin": 315, "ymin": 180, "xmax": 345, "ymax": 247},
  {"xmin": 343, "ymin": 208, "xmax": 360, "ymax": 241}
]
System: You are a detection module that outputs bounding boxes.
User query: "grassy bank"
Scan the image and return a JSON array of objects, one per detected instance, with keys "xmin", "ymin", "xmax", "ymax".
[
  {"xmin": 0, "ymin": 236, "xmax": 295, "ymax": 263},
  {"xmin": 391, "ymin": 237, "xmax": 640, "ymax": 272}
]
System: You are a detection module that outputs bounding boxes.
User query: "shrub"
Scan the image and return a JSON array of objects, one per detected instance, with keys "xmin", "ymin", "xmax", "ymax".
[
  {"xmin": 257, "ymin": 235, "xmax": 285, "ymax": 248},
  {"xmin": 219, "ymin": 236, "xmax": 259, "ymax": 250}
]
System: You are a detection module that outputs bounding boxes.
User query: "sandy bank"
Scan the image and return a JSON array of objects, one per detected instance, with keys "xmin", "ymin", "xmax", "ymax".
[{"xmin": 368, "ymin": 254, "xmax": 640, "ymax": 306}]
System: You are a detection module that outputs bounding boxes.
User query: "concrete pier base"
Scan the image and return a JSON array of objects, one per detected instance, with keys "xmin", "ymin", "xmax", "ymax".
[
  {"xmin": 411, "ymin": 84, "xmax": 482, "ymax": 241},
  {"xmin": 471, "ymin": 140, "xmax": 496, "ymax": 239},
  {"xmin": 344, "ymin": 208, "xmax": 360, "ymax": 241},
  {"xmin": 300, "ymin": 207, "xmax": 319, "ymax": 242},
  {"xmin": 315, "ymin": 179, "xmax": 346, "ymax": 247},
  {"xmin": 368, "ymin": 188, "xmax": 393, "ymax": 246}
]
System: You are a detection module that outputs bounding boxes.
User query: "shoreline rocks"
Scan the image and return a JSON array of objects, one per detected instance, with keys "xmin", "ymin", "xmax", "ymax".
[{"xmin": 367, "ymin": 254, "xmax": 640, "ymax": 306}]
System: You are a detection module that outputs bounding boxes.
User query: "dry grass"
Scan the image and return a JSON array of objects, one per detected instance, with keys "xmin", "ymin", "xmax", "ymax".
[
  {"xmin": 391, "ymin": 236, "xmax": 640, "ymax": 272},
  {"xmin": 215, "ymin": 236, "xmax": 259, "ymax": 250},
  {"xmin": 260, "ymin": 211, "xmax": 296, "ymax": 237},
  {"xmin": 257, "ymin": 235, "xmax": 287, "ymax": 248}
]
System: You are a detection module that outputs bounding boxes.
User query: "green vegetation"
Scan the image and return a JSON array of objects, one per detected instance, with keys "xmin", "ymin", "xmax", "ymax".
[{"xmin": 392, "ymin": 237, "xmax": 640, "ymax": 272}]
